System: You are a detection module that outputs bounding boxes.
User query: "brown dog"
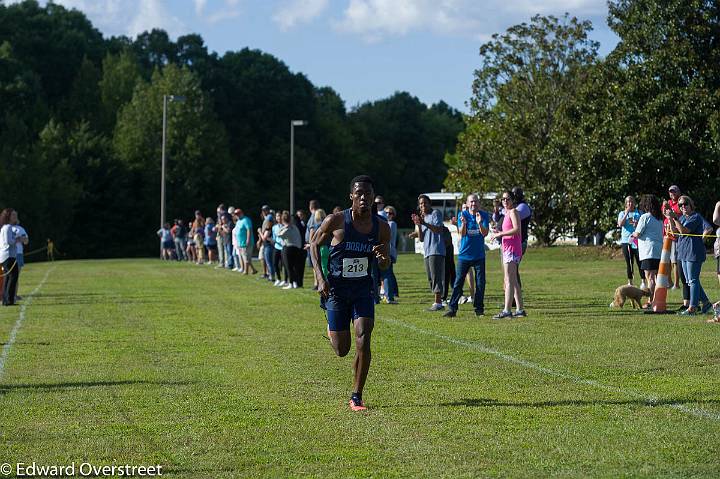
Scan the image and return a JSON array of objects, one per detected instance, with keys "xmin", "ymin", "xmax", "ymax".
[{"xmin": 610, "ymin": 285, "xmax": 650, "ymax": 309}]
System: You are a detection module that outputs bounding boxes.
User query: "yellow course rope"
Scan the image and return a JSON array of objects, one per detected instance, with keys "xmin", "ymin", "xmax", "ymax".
[
  {"xmin": 22, "ymin": 246, "xmax": 47, "ymax": 257},
  {"xmin": 0, "ymin": 260, "xmax": 18, "ymax": 278}
]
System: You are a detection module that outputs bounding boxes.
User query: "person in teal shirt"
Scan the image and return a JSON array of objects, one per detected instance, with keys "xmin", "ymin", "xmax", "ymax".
[
  {"xmin": 617, "ymin": 195, "xmax": 645, "ymax": 287},
  {"xmin": 235, "ymin": 209, "xmax": 257, "ymax": 275}
]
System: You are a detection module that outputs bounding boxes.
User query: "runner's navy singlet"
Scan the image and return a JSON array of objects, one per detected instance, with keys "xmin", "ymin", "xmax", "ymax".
[{"xmin": 326, "ymin": 208, "xmax": 379, "ymax": 296}]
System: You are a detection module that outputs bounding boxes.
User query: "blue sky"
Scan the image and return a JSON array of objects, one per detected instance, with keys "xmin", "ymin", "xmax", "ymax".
[{"xmin": 28, "ymin": 0, "xmax": 618, "ymax": 112}]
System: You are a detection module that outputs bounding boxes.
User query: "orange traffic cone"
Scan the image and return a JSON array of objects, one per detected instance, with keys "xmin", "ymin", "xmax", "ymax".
[{"xmin": 647, "ymin": 235, "xmax": 673, "ymax": 314}]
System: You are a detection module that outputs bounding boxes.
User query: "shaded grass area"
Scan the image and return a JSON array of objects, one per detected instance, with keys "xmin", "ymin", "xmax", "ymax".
[{"xmin": 0, "ymin": 248, "xmax": 719, "ymax": 478}]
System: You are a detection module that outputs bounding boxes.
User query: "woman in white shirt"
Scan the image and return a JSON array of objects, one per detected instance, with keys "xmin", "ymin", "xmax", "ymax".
[
  {"xmin": 0, "ymin": 208, "xmax": 20, "ymax": 306},
  {"xmin": 278, "ymin": 211, "xmax": 303, "ymax": 289},
  {"xmin": 632, "ymin": 195, "xmax": 664, "ymax": 306}
]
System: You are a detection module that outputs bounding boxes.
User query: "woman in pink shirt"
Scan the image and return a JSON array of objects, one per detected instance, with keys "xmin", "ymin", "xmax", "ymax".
[{"xmin": 492, "ymin": 190, "xmax": 525, "ymax": 319}]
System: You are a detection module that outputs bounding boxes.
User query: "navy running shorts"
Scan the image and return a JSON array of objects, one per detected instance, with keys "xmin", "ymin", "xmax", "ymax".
[{"xmin": 322, "ymin": 293, "xmax": 374, "ymax": 331}]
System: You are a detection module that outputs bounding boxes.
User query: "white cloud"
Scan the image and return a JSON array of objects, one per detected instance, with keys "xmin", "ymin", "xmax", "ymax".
[
  {"xmin": 194, "ymin": 0, "xmax": 208, "ymax": 16},
  {"xmin": 127, "ymin": 0, "xmax": 186, "ymax": 38},
  {"xmin": 272, "ymin": 0, "xmax": 329, "ymax": 30},
  {"xmin": 333, "ymin": 0, "xmax": 608, "ymax": 41},
  {"xmin": 12, "ymin": 0, "xmax": 188, "ymax": 39}
]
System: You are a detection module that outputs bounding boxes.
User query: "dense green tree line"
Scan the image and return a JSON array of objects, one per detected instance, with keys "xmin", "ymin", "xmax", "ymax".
[
  {"xmin": 0, "ymin": 1, "xmax": 463, "ymax": 258},
  {"xmin": 446, "ymin": 2, "xmax": 720, "ymax": 245}
]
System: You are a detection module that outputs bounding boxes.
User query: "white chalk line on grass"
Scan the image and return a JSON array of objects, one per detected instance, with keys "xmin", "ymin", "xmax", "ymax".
[
  {"xmin": 379, "ymin": 316, "xmax": 720, "ymax": 422},
  {"xmin": 0, "ymin": 267, "xmax": 54, "ymax": 381}
]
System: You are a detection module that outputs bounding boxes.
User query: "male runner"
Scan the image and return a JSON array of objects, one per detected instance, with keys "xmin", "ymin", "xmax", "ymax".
[{"xmin": 310, "ymin": 175, "xmax": 391, "ymax": 411}]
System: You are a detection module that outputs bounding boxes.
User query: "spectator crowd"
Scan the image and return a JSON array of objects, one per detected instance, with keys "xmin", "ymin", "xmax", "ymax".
[{"xmin": 148, "ymin": 180, "xmax": 720, "ymax": 324}]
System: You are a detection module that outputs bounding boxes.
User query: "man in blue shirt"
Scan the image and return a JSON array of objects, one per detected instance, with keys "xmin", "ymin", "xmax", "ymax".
[
  {"xmin": 444, "ymin": 194, "xmax": 489, "ymax": 317},
  {"xmin": 236, "ymin": 209, "xmax": 257, "ymax": 275}
]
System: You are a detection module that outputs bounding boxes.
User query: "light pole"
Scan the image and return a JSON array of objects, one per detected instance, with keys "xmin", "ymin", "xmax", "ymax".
[
  {"xmin": 290, "ymin": 120, "xmax": 308, "ymax": 215},
  {"xmin": 160, "ymin": 94, "xmax": 185, "ymax": 257}
]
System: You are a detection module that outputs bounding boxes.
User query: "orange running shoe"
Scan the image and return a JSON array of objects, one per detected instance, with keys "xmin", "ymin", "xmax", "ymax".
[{"xmin": 349, "ymin": 397, "xmax": 367, "ymax": 412}]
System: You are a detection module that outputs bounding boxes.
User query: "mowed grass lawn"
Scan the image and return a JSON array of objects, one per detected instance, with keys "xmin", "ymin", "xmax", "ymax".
[{"xmin": 1, "ymin": 248, "xmax": 719, "ymax": 478}]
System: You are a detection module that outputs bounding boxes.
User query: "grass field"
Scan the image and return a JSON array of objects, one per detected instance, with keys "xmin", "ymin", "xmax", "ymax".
[{"xmin": 1, "ymin": 248, "xmax": 719, "ymax": 478}]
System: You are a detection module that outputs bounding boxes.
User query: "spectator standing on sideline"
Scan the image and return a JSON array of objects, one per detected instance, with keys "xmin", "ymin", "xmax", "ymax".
[
  {"xmin": 381, "ymin": 206, "xmax": 399, "ymax": 303},
  {"xmin": 272, "ymin": 211, "xmax": 287, "ymax": 286},
  {"xmin": 261, "ymin": 212, "xmax": 275, "ymax": 281},
  {"xmin": 258, "ymin": 206, "xmax": 271, "ymax": 277},
  {"xmin": 278, "ymin": 210, "xmax": 303, "ymax": 289},
  {"xmin": 666, "ymin": 185, "xmax": 683, "ymax": 290},
  {"xmin": 664, "ymin": 186, "xmax": 690, "ymax": 310},
  {"xmin": 236, "ymin": 209, "xmax": 257, "ymax": 275},
  {"xmin": 491, "ymin": 199, "xmax": 504, "ymax": 245},
  {"xmin": 632, "ymin": 195, "xmax": 663, "ymax": 305},
  {"xmin": 230, "ymin": 208, "xmax": 242, "ymax": 272},
  {"xmin": 295, "ymin": 210, "xmax": 308, "ymax": 287},
  {"xmin": 311, "ymin": 209, "xmax": 330, "ymax": 278},
  {"xmin": 193, "ymin": 211, "xmax": 205, "ymax": 264},
  {"xmin": 444, "ymin": 194, "xmax": 490, "ymax": 318},
  {"xmin": 492, "ymin": 190, "xmax": 525, "ymax": 319},
  {"xmin": 412, "ymin": 194, "xmax": 446, "ymax": 311},
  {"xmin": 306, "ymin": 200, "xmax": 321, "ymax": 289},
  {"xmin": 204, "ymin": 217, "xmax": 218, "ymax": 264},
  {"xmin": 375, "ymin": 196, "xmax": 388, "ymax": 219},
  {"xmin": 441, "ymin": 225, "xmax": 455, "ymax": 306},
  {"xmin": 11, "ymin": 215, "xmax": 28, "ymax": 300},
  {"xmin": 157, "ymin": 223, "xmax": 174, "ymax": 260},
  {"xmin": 185, "ymin": 218, "xmax": 197, "ymax": 263},
  {"xmin": 714, "ymin": 201, "xmax": 720, "ymax": 286},
  {"xmin": 216, "ymin": 204, "xmax": 227, "ymax": 269},
  {"xmin": 219, "ymin": 213, "xmax": 234, "ymax": 269},
  {"xmin": 172, "ymin": 219, "xmax": 187, "ymax": 261},
  {"xmin": 0, "ymin": 208, "xmax": 20, "ymax": 306},
  {"xmin": 665, "ymin": 196, "xmax": 713, "ymax": 315},
  {"xmin": 617, "ymin": 195, "xmax": 644, "ymax": 287},
  {"xmin": 512, "ymin": 187, "xmax": 533, "ymax": 298}
]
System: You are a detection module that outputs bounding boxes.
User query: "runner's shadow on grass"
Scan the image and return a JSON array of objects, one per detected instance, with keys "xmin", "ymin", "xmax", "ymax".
[
  {"xmin": 0, "ymin": 379, "xmax": 194, "ymax": 395},
  {"xmin": 440, "ymin": 397, "xmax": 720, "ymax": 408}
]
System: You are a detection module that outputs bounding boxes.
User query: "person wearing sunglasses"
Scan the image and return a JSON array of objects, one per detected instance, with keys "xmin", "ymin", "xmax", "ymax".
[
  {"xmin": 665, "ymin": 196, "xmax": 713, "ymax": 315},
  {"xmin": 490, "ymin": 190, "xmax": 525, "ymax": 319}
]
